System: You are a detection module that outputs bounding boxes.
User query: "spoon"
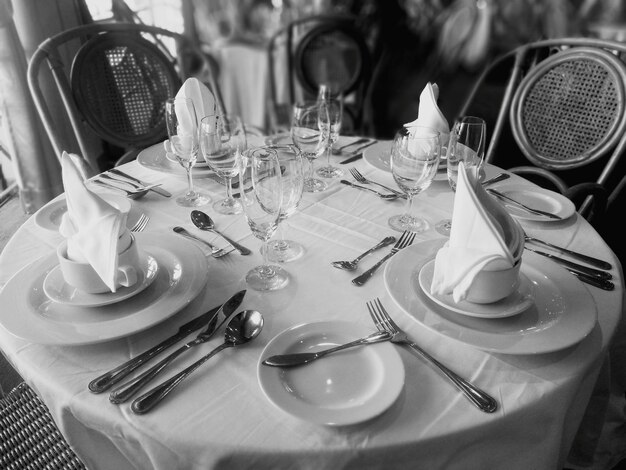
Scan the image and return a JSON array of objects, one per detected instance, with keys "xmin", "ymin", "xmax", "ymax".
[
  {"xmin": 172, "ymin": 226, "xmax": 232, "ymax": 258},
  {"xmin": 92, "ymin": 179, "xmax": 160, "ymax": 200},
  {"xmin": 191, "ymin": 210, "xmax": 252, "ymax": 255},
  {"xmin": 131, "ymin": 310, "xmax": 263, "ymax": 414},
  {"xmin": 331, "ymin": 236, "xmax": 396, "ymax": 271}
]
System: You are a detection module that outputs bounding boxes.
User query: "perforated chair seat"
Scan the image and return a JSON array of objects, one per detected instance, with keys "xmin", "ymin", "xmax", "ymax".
[{"xmin": 0, "ymin": 382, "xmax": 86, "ymax": 470}]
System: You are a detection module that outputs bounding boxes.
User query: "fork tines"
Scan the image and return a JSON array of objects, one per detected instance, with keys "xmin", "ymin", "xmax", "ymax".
[
  {"xmin": 394, "ymin": 230, "xmax": 416, "ymax": 251},
  {"xmin": 366, "ymin": 298, "xmax": 396, "ymax": 334},
  {"xmin": 130, "ymin": 214, "xmax": 149, "ymax": 232}
]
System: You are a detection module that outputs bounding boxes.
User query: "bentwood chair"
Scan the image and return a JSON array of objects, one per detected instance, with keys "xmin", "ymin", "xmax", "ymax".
[
  {"xmin": 267, "ymin": 14, "xmax": 372, "ymax": 135},
  {"xmin": 0, "ymin": 382, "xmax": 86, "ymax": 469},
  {"xmin": 459, "ymin": 38, "xmax": 626, "ymax": 225},
  {"xmin": 27, "ymin": 22, "xmax": 224, "ymax": 173}
]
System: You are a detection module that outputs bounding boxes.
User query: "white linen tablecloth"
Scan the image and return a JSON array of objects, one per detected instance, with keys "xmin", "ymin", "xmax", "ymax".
[{"xmin": 0, "ymin": 151, "xmax": 624, "ymax": 470}]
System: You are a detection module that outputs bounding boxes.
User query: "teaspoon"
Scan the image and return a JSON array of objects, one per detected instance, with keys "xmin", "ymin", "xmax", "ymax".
[
  {"xmin": 191, "ymin": 210, "xmax": 252, "ymax": 255},
  {"xmin": 131, "ymin": 310, "xmax": 264, "ymax": 414}
]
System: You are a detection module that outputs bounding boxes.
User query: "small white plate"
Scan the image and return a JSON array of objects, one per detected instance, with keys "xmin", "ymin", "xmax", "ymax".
[
  {"xmin": 384, "ymin": 240, "xmax": 597, "ymax": 355},
  {"xmin": 0, "ymin": 233, "xmax": 208, "ymax": 346},
  {"xmin": 363, "ymin": 140, "xmax": 447, "ymax": 179},
  {"xmin": 42, "ymin": 252, "xmax": 159, "ymax": 307},
  {"xmin": 258, "ymin": 321, "xmax": 405, "ymax": 426},
  {"xmin": 492, "ymin": 184, "xmax": 576, "ymax": 222},
  {"xmin": 418, "ymin": 259, "xmax": 534, "ymax": 318}
]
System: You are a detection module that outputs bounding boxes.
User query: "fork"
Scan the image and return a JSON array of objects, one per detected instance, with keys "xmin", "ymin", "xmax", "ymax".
[
  {"xmin": 130, "ymin": 214, "xmax": 149, "ymax": 232},
  {"xmin": 367, "ymin": 298, "xmax": 498, "ymax": 413},
  {"xmin": 352, "ymin": 231, "xmax": 415, "ymax": 286},
  {"xmin": 349, "ymin": 168, "xmax": 406, "ymax": 198}
]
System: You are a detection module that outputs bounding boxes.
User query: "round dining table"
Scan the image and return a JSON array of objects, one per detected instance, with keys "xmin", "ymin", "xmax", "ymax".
[{"xmin": 0, "ymin": 138, "xmax": 624, "ymax": 470}]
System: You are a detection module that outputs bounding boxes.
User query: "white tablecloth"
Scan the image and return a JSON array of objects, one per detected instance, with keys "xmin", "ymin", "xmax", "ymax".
[{"xmin": 0, "ymin": 151, "xmax": 624, "ymax": 470}]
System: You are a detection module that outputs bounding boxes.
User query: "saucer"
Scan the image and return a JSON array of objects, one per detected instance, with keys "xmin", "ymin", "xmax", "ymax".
[
  {"xmin": 42, "ymin": 252, "xmax": 158, "ymax": 307},
  {"xmin": 418, "ymin": 259, "xmax": 534, "ymax": 318}
]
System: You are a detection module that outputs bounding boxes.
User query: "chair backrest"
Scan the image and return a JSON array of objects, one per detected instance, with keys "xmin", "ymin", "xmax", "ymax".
[
  {"xmin": 267, "ymin": 14, "xmax": 372, "ymax": 135},
  {"xmin": 27, "ymin": 22, "xmax": 224, "ymax": 173},
  {"xmin": 459, "ymin": 38, "xmax": 626, "ymax": 220}
]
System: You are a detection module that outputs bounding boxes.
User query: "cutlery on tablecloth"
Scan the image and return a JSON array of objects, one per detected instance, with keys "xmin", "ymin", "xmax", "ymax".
[
  {"xmin": 191, "ymin": 210, "xmax": 251, "ymax": 255},
  {"xmin": 333, "ymin": 137, "xmax": 371, "ymax": 153},
  {"xmin": 349, "ymin": 168, "xmax": 406, "ymax": 198},
  {"xmin": 109, "ymin": 168, "xmax": 171, "ymax": 197},
  {"xmin": 352, "ymin": 231, "xmax": 415, "ymax": 286},
  {"xmin": 109, "ymin": 290, "xmax": 244, "ymax": 403},
  {"xmin": 566, "ymin": 269, "xmax": 615, "ymax": 290},
  {"xmin": 262, "ymin": 331, "xmax": 392, "ymax": 367},
  {"xmin": 339, "ymin": 153, "xmax": 364, "ymax": 165},
  {"xmin": 172, "ymin": 226, "xmax": 233, "ymax": 258},
  {"xmin": 486, "ymin": 188, "xmax": 562, "ymax": 220},
  {"xmin": 332, "ymin": 236, "xmax": 396, "ymax": 271},
  {"xmin": 525, "ymin": 247, "xmax": 612, "ymax": 280},
  {"xmin": 87, "ymin": 290, "xmax": 246, "ymax": 393},
  {"xmin": 131, "ymin": 310, "xmax": 263, "ymax": 414},
  {"xmin": 524, "ymin": 235, "xmax": 612, "ymax": 270},
  {"xmin": 92, "ymin": 179, "xmax": 161, "ymax": 200},
  {"xmin": 340, "ymin": 180, "xmax": 400, "ymax": 200},
  {"xmin": 367, "ymin": 298, "xmax": 498, "ymax": 413}
]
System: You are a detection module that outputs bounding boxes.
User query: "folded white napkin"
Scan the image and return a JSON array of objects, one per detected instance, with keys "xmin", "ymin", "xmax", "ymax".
[
  {"xmin": 430, "ymin": 162, "xmax": 521, "ymax": 302},
  {"xmin": 404, "ymin": 82, "xmax": 450, "ymax": 144},
  {"xmin": 58, "ymin": 152, "xmax": 128, "ymax": 292}
]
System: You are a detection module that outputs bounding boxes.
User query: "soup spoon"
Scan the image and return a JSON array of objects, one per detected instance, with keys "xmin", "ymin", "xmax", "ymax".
[
  {"xmin": 131, "ymin": 310, "xmax": 264, "ymax": 414},
  {"xmin": 191, "ymin": 210, "xmax": 252, "ymax": 255}
]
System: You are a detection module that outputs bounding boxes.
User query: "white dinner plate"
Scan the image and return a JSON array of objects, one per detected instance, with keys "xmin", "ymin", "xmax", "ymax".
[
  {"xmin": 384, "ymin": 240, "xmax": 597, "ymax": 355},
  {"xmin": 258, "ymin": 321, "xmax": 405, "ymax": 426},
  {"xmin": 491, "ymin": 184, "xmax": 576, "ymax": 222},
  {"xmin": 33, "ymin": 194, "xmax": 132, "ymax": 233},
  {"xmin": 42, "ymin": 252, "xmax": 159, "ymax": 307},
  {"xmin": 165, "ymin": 151, "xmax": 211, "ymax": 168},
  {"xmin": 0, "ymin": 233, "xmax": 208, "ymax": 346},
  {"xmin": 363, "ymin": 140, "xmax": 448, "ymax": 180},
  {"xmin": 418, "ymin": 259, "xmax": 535, "ymax": 318},
  {"xmin": 137, "ymin": 143, "xmax": 215, "ymax": 178}
]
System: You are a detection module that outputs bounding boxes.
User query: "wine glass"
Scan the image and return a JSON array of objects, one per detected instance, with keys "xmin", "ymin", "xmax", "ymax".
[
  {"xmin": 316, "ymin": 95, "xmax": 344, "ymax": 178},
  {"xmin": 262, "ymin": 144, "xmax": 305, "ymax": 262},
  {"xmin": 434, "ymin": 116, "xmax": 487, "ymax": 236},
  {"xmin": 239, "ymin": 147, "xmax": 289, "ymax": 291},
  {"xmin": 388, "ymin": 126, "xmax": 441, "ymax": 233},
  {"xmin": 290, "ymin": 100, "xmax": 328, "ymax": 192},
  {"xmin": 199, "ymin": 114, "xmax": 246, "ymax": 215},
  {"xmin": 165, "ymin": 98, "xmax": 211, "ymax": 207}
]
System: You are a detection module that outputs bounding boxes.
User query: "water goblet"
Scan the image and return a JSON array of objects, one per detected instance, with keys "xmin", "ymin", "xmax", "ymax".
[
  {"xmin": 165, "ymin": 98, "xmax": 211, "ymax": 207},
  {"xmin": 199, "ymin": 114, "xmax": 246, "ymax": 215},
  {"xmin": 435, "ymin": 116, "xmax": 487, "ymax": 236},
  {"xmin": 290, "ymin": 100, "xmax": 328, "ymax": 192},
  {"xmin": 316, "ymin": 95, "xmax": 344, "ymax": 178},
  {"xmin": 388, "ymin": 126, "xmax": 441, "ymax": 233},
  {"xmin": 239, "ymin": 147, "xmax": 289, "ymax": 291}
]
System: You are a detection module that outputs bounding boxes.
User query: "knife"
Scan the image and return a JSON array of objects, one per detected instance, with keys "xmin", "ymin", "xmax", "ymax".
[
  {"xmin": 567, "ymin": 269, "xmax": 615, "ymax": 290},
  {"xmin": 339, "ymin": 153, "xmax": 364, "ymax": 165},
  {"xmin": 487, "ymin": 188, "xmax": 562, "ymax": 220},
  {"xmin": 524, "ymin": 236, "xmax": 612, "ymax": 270},
  {"xmin": 109, "ymin": 168, "xmax": 172, "ymax": 197},
  {"xmin": 525, "ymin": 247, "xmax": 612, "ymax": 280},
  {"xmin": 88, "ymin": 290, "xmax": 246, "ymax": 393}
]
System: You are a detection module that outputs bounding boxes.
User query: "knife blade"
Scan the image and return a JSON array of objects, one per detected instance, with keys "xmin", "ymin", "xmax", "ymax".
[
  {"xmin": 525, "ymin": 236, "xmax": 612, "ymax": 270},
  {"xmin": 88, "ymin": 289, "xmax": 246, "ymax": 393},
  {"xmin": 525, "ymin": 247, "xmax": 612, "ymax": 280},
  {"xmin": 109, "ymin": 168, "xmax": 172, "ymax": 197},
  {"xmin": 487, "ymin": 188, "xmax": 562, "ymax": 220},
  {"xmin": 339, "ymin": 153, "xmax": 364, "ymax": 165},
  {"xmin": 567, "ymin": 269, "xmax": 615, "ymax": 290}
]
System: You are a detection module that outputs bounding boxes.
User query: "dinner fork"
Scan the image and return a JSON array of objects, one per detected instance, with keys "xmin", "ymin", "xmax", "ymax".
[
  {"xmin": 349, "ymin": 168, "xmax": 406, "ymax": 198},
  {"xmin": 352, "ymin": 231, "xmax": 415, "ymax": 286},
  {"xmin": 130, "ymin": 214, "xmax": 149, "ymax": 233},
  {"xmin": 367, "ymin": 298, "xmax": 498, "ymax": 413}
]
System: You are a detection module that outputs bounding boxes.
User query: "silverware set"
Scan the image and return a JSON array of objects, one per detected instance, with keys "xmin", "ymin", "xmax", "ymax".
[
  {"xmin": 93, "ymin": 170, "xmax": 170, "ymax": 199},
  {"xmin": 352, "ymin": 231, "xmax": 416, "ymax": 286},
  {"xmin": 340, "ymin": 167, "xmax": 404, "ymax": 200}
]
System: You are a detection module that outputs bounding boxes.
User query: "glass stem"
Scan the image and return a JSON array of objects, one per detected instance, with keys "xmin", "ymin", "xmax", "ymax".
[
  {"xmin": 225, "ymin": 176, "xmax": 233, "ymax": 200},
  {"xmin": 186, "ymin": 166, "xmax": 195, "ymax": 197},
  {"xmin": 405, "ymin": 194, "xmax": 414, "ymax": 216},
  {"xmin": 326, "ymin": 145, "xmax": 332, "ymax": 167},
  {"xmin": 307, "ymin": 157, "xmax": 315, "ymax": 181}
]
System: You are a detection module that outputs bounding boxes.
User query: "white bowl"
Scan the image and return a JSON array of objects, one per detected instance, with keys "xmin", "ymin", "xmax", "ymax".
[{"xmin": 465, "ymin": 258, "xmax": 522, "ymax": 304}]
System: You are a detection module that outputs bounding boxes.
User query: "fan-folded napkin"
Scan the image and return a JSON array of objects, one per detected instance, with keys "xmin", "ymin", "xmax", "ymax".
[
  {"xmin": 430, "ymin": 162, "xmax": 520, "ymax": 302},
  {"xmin": 405, "ymin": 82, "xmax": 450, "ymax": 143},
  {"xmin": 58, "ymin": 152, "xmax": 128, "ymax": 292}
]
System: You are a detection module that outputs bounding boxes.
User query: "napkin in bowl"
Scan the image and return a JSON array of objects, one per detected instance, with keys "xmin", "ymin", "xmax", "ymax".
[
  {"xmin": 58, "ymin": 152, "xmax": 130, "ymax": 292},
  {"xmin": 430, "ymin": 162, "xmax": 523, "ymax": 303},
  {"xmin": 404, "ymin": 82, "xmax": 450, "ymax": 144}
]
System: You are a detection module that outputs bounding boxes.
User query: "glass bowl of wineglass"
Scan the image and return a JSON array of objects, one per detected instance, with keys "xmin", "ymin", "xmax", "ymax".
[{"xmin": 290, "ymin": 100, "xmax": 328, "ymax": 193}]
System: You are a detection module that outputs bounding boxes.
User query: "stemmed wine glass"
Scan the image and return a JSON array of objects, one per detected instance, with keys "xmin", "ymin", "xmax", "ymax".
[
  {"xmin": 199, "ymin": 114, "xmax": 247, "ymax": 215},
  {"xmin": 239, "ymin": 147, "xmax": 289, "ymax": 291},
  {"xmin": 316, "ymin": 95, "xmax": 344, "ymax": 178},
  {"xmin": 434, "ymin": 116, "xmax": 487, "ymax": 236},
  {"xmin": 262, "ymin": 145, "xmax": 305, "ymax": 262},
  {"xmin": 291, "ymin": 100, "xmax": 329, "ymax": 192},
  {"xmin": 388, "ymin": 126, "xmax": 441, "ymax": 233},
  {"xmin": 165, "ymin": 97, "xmax": 211, "ymax": 207}
]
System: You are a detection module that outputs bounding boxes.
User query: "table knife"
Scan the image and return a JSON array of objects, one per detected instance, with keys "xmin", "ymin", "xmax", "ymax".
[
  {"xmin": 525, "ymin": 236, "xmax": 612, "ymax": 270},
  {"xmin": 567, "ymin": 269, "xmax": 615, "ymax": 291},
  {"xmin": 109, "ymin": 168, "xmax": 172, "ymax": 197},
  {"xmin": 487, "ymin": 188, "xmax": 562, "ymax": 220},
  {"xmin": 88, "ymin": 290, "xmax": 246, "ymax": 393},
  {"xmin": 525, "ymin": 247, "xmax": 612, "ymax": 280},
  {"xmin": 339, "ymin": 153, "xmax": 364, "ymax": 165}
]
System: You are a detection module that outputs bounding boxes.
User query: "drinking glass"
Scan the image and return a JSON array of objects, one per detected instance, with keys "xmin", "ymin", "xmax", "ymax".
[
  {"xmin": 316, "ymin": 95, "xmax": 344, "ymax": 178},
  {"xmin": 388, "ymin": 126, "xmax": 441, "ymax": 233},
  {"xmin": 290, "ymin": 100, "xmax": 328, "ymax": 192},
  {"xmin": 435, "ymin": 116, "xmax": 487, "ymax": 236},
  {"xmin": 165, "ymin": 98, "xmax": 211, "ymax": 207},
  {"xmin": 199, "ymin": 114, "xmax": 246, "ymax": 215},
  {"xmin": 239, "ymin": 147, "xmax": 289, "ymax": 291}
]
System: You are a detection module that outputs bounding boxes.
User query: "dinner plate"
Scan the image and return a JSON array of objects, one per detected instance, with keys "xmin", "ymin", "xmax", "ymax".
[
  {"xmin": 258, "ymin": 321, "xmax": 405, "ymax": 426},
  {"xmin": 0, "ymin": 233, "xmax": 208, "ymax": 346},
  {"xmin": 418, "ymin": 259, "xmax": 535, "ymax": 318},
  {"xmin": 165, "ymin": 151, "xmax": 210, "ymax": 168},
  {"xmin": 137, "ymin": 143, "xmax": 216, "ymax": 177},
  {"xmin": 491, "ymin": 184, "xmax": 576, "ymax": 222},
  {"xmin": 42, "ymin": 252, "xmax": 159, "ymax": 307},
  {"xmin": 384, "ymin": 240, "xmax": 597, "ymax": 355},
  {"xmin": 363, "ymin": 140, "xmax": 448, "ymax": 179},
  {"xmin": 33, "ymin": 194, "xmax": 132, "ymax": 233}
]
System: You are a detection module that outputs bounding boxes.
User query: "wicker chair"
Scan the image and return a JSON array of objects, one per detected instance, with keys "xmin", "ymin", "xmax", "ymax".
[
  {"xmin": 0, "ymin": 382, "xmax": 86, "ymax": 469},
  {"xmin": 267, "ymin": 14, "xmax": 372, "ymax": 135},
  {"xmin": 27, "ymin": 22, "xmax": 224, "ymax": 173},
  {"xmin": 458, "ymin": 38, "xmax": 626, "ymax": 225}
]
